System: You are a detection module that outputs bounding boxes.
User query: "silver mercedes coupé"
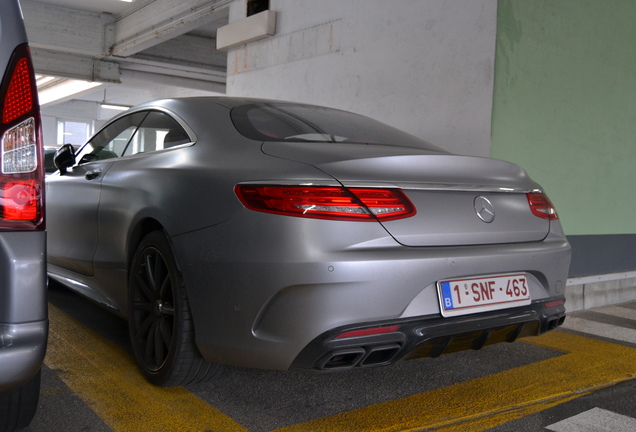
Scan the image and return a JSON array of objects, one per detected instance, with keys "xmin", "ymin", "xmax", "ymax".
[{"xmin": 46, "ymin": 97, "xmax": 571, "ymax": 386}]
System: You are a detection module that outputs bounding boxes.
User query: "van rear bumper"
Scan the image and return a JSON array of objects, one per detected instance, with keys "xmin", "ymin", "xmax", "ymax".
[{"xmin": 0, "ymin": 321, "xmax": 48, "ymax": 392}]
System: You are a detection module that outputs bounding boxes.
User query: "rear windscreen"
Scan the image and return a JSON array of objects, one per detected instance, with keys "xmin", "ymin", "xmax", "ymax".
[{"xmin": 230, "ymin": 102, "xmax": 446, "ymax": 152}]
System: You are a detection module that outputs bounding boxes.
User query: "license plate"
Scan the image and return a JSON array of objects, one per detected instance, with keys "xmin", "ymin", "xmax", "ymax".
[{"xmin": 437, "ymin": 273, "xmax": 530, "ymax": 317}]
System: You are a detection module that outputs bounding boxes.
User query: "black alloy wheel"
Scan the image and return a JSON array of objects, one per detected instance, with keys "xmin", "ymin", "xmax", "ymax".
[{"xmin": 128, "ymin": 231, "xmax": 219, "ymax": 386}]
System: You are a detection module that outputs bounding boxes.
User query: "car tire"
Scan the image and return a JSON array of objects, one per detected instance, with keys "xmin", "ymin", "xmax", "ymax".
[
  {"xmin": 128, "ymin": 231, "xmax": 220, "ymax": 386},
  {"xmin": 0, "ymin": 369, "xmax": 41, "ymax": 432}
]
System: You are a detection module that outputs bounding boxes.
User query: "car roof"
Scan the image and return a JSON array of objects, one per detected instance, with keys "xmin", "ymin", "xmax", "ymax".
[
  {"xmin": 99, "ymin": 96, "xmax": 332, "ymax": 134},
  {"xmin": 134, "ymin": 96, "xmax": 322, "ymax": 110}
]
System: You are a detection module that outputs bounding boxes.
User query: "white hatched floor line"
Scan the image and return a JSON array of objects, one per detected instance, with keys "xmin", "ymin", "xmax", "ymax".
[
  {"xmin": 546, "ymin": 407, "xmax": 636, "ymax": 432},
  {"xmin": 561, "ymin": 316, "xmax": 636, "ymax": 345},
  {"xmin": 589, "ymin": 304, "xmax": 636, "ymax": 320}
]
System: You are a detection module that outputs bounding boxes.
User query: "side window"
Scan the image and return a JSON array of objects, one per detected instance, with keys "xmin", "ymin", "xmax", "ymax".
[
  {"xmin": 123, "ymin": 111, "xmax": 190, "ymax": 157},
  {"xmin": 76, "ymin": 112, "xmax": 148, "ymax": 165}
]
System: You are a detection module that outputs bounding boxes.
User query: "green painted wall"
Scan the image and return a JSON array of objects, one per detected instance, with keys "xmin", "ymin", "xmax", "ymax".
[{"xmin": 492, "ymin": 0, "xmax": 636, "ymax": 235}]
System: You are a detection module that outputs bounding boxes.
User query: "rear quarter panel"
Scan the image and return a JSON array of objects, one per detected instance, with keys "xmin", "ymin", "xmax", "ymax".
[{"xmin": 92, "ymin": 131, "xmax": 338, "ymax": 311}]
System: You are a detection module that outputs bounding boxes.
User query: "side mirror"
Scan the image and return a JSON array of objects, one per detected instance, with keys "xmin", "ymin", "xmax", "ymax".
[{"xmin": 53, "ymin": 144, "xmax": 76, "ymax": 175}]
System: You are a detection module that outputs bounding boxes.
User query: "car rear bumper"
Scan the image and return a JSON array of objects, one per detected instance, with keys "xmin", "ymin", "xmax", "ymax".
[
  {"xmin": 0, "ymin": 321, "xmax": 48, "ymax": 392},
  {"xmin": 174, "ymin": 213, "xmax": 570, "ymax": 370},
  {"xmin": 290, "ymin": 298, "xmax": 565, "ymax": 371}
]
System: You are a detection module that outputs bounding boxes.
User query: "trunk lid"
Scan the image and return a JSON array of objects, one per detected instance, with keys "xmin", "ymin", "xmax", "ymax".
[{"xmin": 262, "ymin": 142, "xmax": 549, "ymax": 246}]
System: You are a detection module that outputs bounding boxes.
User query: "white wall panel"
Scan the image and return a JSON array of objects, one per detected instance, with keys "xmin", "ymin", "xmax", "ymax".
[{"xmin": 226, "ymin": 0, "xmax": 497, "ymax": 157}]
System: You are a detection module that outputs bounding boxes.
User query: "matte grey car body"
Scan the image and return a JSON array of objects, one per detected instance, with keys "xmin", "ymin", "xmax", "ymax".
[
  {"xmin": 0, "ymin": 1, "xmax": 47, "ymax": 429},
  {"xmin": 47, "ymin": 97, "xmax": 570, "ymax": 386}
]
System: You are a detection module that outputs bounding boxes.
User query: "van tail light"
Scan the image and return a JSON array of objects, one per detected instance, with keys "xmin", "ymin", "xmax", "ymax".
[
  {"xmin": 2, "ymin": 56, "xmax": 34, "ymax": 124},
  {"xmin": 527, "ymin": 192, "xmax": 558, "ymax": 220},
  {"xmin": 3, "ymin": 180, "xmax": 39, "ymax": 220},
  {"xmin": 235, "ymin": 185, "xmax": 416, "ymax": 221},
  {"xmin": 0, "ymin": 44, "xmax": 44, "ymax": 230}
]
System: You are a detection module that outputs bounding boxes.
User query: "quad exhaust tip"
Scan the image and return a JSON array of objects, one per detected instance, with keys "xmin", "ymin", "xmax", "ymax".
[
  {"xmin": 546, "ymin": 315, "xmax": 566, "ymax": 331},
  {"xmin": 317, "ymin": 344, "xmax": 402, "ymax": 370}
]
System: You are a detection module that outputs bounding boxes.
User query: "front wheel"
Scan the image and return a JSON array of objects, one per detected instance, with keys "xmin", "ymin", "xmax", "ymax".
[{"xmin": 128, "ymin": 231, "xmax": 220, "ymax": 386}]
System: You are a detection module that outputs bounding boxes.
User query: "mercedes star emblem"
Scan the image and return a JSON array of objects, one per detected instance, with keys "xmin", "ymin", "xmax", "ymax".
[{"xmin": 474, "ymin": 196, "xmax": 495, "ymax": 223}]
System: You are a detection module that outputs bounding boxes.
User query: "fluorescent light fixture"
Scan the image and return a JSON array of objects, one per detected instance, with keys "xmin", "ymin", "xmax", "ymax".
[
  {"xmin": 38, "ymin": 79, "xmax": 102, "ymax": 106},
  {"xmin": 100, "ymin": 104, "xmax": 131, "ymax": 111}
]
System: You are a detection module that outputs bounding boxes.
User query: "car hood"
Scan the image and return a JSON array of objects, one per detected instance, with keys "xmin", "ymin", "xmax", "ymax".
[{"xmin": 261, "ymin": 142, "xmax": 550, "ymax": 246}]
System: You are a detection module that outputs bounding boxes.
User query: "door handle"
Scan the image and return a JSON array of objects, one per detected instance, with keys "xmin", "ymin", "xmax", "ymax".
[{"xmin": 85, "ymin": 169, "xmax": 102, "ymax": 180}]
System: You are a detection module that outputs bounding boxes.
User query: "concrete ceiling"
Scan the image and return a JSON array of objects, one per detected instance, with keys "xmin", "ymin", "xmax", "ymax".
[{"xmin": 22, "ymin": 0, "xmax": 230, "ymax": 119}]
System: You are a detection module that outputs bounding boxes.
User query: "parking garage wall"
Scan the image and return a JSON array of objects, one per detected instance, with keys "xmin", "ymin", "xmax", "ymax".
[
  {"xmin": 491, "ymin": 0, "xmax": 636, "ymax": 277},
  {"xmin": 225, "ymin": 0, "xmax": 635, "ymax": 279}
]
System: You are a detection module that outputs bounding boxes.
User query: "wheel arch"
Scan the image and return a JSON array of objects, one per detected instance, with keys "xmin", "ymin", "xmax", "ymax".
[
  {"xmin": 127, "ymin": 218, "xmax": 167, "ymax": 271},
  {"xmin": 126, "ymin": 220, "xmax": 219, "ymax": 385}
]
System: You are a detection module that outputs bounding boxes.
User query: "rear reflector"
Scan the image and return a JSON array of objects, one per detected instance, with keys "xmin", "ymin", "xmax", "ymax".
[
  {"xmin": 335, "ymin": 325, "xmax": 401, "ymax": 339},
  {"xmin": 526, "ymin": 192, "xmax": 559, "ymax": 220},
  {"xmin": 544, "ymin": 300, "xmax": 565, "ymax": 308},
  {"xmin": 235, "ymin": 185, "xmax": 416, "ymax": 221}
]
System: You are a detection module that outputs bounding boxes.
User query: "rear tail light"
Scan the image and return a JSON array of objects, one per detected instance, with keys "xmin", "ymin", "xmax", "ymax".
[
  {"xmin": 2, "ymin": 57, "xmax": 33, "ymax": 124},
  {"xmin": 3, "ymin": 180, "xmax": 39, "ymax": 220},
  {"xmin": 526, "ymin": 192, "xmax": 558, "ymax": 220},
  {"xmin": 3, "ymin": 117, "xmax": 37, "ymax": 173},
  {"xmin": 235, "ymin": 185, "xmax": 416, "ymax": 221},
  {"xmin": 0, "ymin": 44, "xmax": 44, "ymax": 230}
]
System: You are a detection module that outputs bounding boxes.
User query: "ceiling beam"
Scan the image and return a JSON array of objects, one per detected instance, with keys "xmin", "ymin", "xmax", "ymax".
[
  {"xmin": 21, "ymin": 0, "xmax": 229, "ymax": 102},
  {"xmin": 120, "ymin": 69, "xmax": 226, "ymax": 94},
  {"xmin": 121, "ymin": 59, "xmax": 225, "ymax": 83},
  {"xmin": 131, "ymin": 34, "xmax": 227, "ymax": 71},
  {"xmin": 32, "ymin": 49, "xmax": 121, "ymax": 83},
  {"xmin": 22, "ymin": 1, "xmax": 114, "ymax": 56},
  {"xmin": 111, "ymin": 0, "xmax": 232, "ymax": 57}
]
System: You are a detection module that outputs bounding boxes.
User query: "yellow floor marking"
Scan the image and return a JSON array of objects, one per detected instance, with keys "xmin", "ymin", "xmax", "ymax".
[
  {"xmin": 273, "ymin": 331, "xmax": 636, "ymax": 432},
  {"xmin": 47, "ymin": 302, "xmax": 636, "ymax": 432},
  {"xmin": 45, "ymin": 304, "xmax": 249, "ymax": 432}
]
